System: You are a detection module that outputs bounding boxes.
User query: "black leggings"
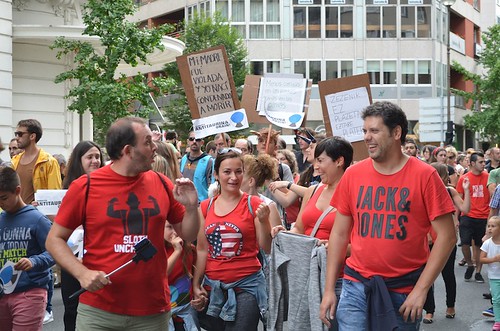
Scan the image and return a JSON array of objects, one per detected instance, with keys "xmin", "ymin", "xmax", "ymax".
[
  {"xmin": 424, "ymin": 245, "xmax": 457, "ymax": 313},
  {"xmin": 198, "ymin": 291, "xmax": 261, "ymax": 331},
  {"xmin": 61, "ymin": 269, "xmax": 81, "ymax": 331}
]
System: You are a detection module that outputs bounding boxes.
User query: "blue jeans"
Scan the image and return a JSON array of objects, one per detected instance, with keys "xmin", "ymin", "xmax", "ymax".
[{"xmin": 337, "ymin": 279, "xmax": 421, "ymax": 330}]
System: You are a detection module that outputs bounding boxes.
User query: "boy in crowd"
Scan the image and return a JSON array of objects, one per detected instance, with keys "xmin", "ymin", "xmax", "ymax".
[{"xmin": 0, "ymin": 166, "xmax": 54, "ymax": 329}]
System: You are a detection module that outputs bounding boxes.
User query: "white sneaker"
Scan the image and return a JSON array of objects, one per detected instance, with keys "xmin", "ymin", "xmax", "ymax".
[{"xmin": 43, "ymin": 311, "xmax": 54, "ymax": 324}]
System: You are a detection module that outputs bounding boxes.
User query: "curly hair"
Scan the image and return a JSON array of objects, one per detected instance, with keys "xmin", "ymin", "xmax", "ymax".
[{"xmin": 242, "ymin": 154, "xmax": 278, "ymax": 188}]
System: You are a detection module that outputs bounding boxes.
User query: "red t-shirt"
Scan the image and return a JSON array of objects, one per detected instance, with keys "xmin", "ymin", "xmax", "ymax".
[
  {"xmin": 302, "ymin": 184, "xmax": 336, "ymax": 240},
  {"xmin": 331, "ymin": 157, "xmax": 455, "ymax": 282},
  {"xmin": 200, "ymin": 193, "xmax": 263, "ymax": 283},
  {"xmin": 457, "ymin": 171, "xmax": 490, "ymax": 219},
  {"xmin": 55, "ymin": 165, "xmax": 185, "ymax": 315},
  {"xmin": 166, "ymin": 244, "xmax": 196, "ymax": 308}
]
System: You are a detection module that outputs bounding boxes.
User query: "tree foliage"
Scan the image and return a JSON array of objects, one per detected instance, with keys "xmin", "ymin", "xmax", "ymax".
[
  {"xmin": 51, "ymin": 0, "xmax": 176, "ymax": 145},
  {"xmin": 162, "ymin": 12, "xmax": 249, "ymax": 138},
  {"xmin": 452, "ymin": 24, "xmax": 500, "ymax": 143}
]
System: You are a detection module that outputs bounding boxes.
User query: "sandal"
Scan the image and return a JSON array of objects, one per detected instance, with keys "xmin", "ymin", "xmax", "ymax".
[
  {"xmin": 446, "ymin": 308, "xmax": 456, "ymax": 319},
  {"xmin": 423, "ymin": 313, "xmax": 434, "ymax": 324},
  {"xmin": 458, "ymin": 258, "xmax": 466, "ymax": 266}
]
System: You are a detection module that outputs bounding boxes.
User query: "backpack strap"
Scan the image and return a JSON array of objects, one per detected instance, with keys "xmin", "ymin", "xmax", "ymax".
[
  {"xmin": 310, "ymin": 206, "xmax": 334, "ymax": 238},
  {"xmin": 205, "ymin": 194, "xmax": 254, "ymax": 218},
  {"xmin": 247, "ymin": 194, "xmax": 254, "ymax": 217},
  {"xmin": 278, "ymin": 163, "xmax": 284, "ymax": 181},
  {"xmin": 154, "ymin": 171, "xmax": 175, "ymax": 203},
  {"xmin": 82, "ymin": 173, "xmax": 90, "ymax": 229}
]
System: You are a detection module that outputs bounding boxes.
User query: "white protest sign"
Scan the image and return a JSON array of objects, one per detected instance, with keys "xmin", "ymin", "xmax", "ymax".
[
  {"xmin": 34, "ymin": 190, "xmax": 67, "ymax": 215},
  {"xmin": 256, "ymin": 76, "xmax": 307, "ymax": 129},
  {"xmin": 192, "ymin": 109, "xmax": 249, "ymax": 139},
  {"xmin": 0, "ymin": 261, "xmax": 22, "ymax": 294},
  {"xmin": 324, "ymin": 87, "xmax": 369, "ymax": 143}
]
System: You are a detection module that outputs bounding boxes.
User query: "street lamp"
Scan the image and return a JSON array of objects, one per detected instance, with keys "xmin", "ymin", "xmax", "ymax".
[{"xmin": 443, "ymin": 0, "xmax": 456, "ymax": 145}]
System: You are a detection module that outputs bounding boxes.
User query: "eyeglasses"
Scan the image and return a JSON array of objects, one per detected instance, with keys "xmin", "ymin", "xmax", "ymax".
[
  {"xmin": 14, "ymin": 131, "xmax": 29, "ymax": 137},
  {"xmin": 218, "ymin": 147, "xmax": 242, "ymax": 155},
  {"xmin": 188, "ymin": 137, "xmax": 202, "ymax": 142},
  {"xmin": 295, "ymin": 135, "xmax": 313, "ymax": 145}
]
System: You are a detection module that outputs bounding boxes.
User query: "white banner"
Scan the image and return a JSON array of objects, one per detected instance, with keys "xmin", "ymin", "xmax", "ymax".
[
  {"xmin": 192, "ymin": 109, "xmax": 249, "ymax": 139},
  {"xmin": 325, "ymin": 87, "xmax": 369, "ymax": 143},
  {"xmin": 34, "ymin": 189, "xmax": 67, "ymax": 215},
  {"xmin": 256, "ymin": 76, "xmax": 307, "ymax": 129}
]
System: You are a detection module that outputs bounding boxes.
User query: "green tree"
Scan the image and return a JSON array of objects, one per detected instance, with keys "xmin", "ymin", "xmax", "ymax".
[
  {"xmin": 452, "ymin": 24, "xmax": 500, "ymax": 144},
  {"xmin": 163, "ymin": 12, "xmax": 249, "ymax": 138},
  {"xmin": 51, "ymin": 0, "xmax": 176, "ymax": 145}
]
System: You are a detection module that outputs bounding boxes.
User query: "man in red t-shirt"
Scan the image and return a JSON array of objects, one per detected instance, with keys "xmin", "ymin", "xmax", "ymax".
[
  {"xmin": 319, "ymin": 102, "xmax": 456, "ymax": 330},
  {"xmin": 46, "ymin": 117, "xmax": 200, "ymax": 330},
  {"xmin": 457, "ymin": 152, "xmax": 490, "ymax": 283}
]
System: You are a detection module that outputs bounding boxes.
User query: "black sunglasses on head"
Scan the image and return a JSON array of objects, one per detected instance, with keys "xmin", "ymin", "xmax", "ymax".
[{"xmin": 188, "ymin": 137, "xmax": 202, "ymax": 142}]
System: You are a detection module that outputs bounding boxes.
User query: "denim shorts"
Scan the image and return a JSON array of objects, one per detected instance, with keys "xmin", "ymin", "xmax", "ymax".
[{"xmin": 336, "ymin": 278, "xmax": 421, "ymax": 331}]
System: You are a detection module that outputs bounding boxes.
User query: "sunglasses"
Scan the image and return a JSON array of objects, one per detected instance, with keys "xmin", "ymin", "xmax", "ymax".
[
  {"xmin": 188, "ymin": 137, "xmax": 202, "ymax": 142},
  {"xmin": 14, "ymin": 131, "xmax": 30, "ymax": 137},
  {"xmin": 218, "ymin": 147, "xmax": 242, "ymax": 155}
]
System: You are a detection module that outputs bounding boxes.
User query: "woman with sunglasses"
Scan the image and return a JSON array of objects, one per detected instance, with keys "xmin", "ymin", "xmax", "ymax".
[
  {"xmin": 192, "ymin": 149, "xmax": 272, "ymax": 331},
  {"xmin": 431, "ymin": 147, "xmax": 458, "ymax": 187}
]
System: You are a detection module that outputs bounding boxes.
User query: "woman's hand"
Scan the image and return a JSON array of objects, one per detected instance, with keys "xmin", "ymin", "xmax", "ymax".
[
  {"xmin": 269, "ymin": 181, "xmax": 289, "ymax": 193},
  {"xmin": 271, "ymin": 225, "xmax": 286, "ymax": 238},
  {"xmin": 255, "ymin": 203, "xmax": 270, "ymax": 223},
  {"xmin": 192, "ymin": 286, "xmax": 208, "ymax": 311}
]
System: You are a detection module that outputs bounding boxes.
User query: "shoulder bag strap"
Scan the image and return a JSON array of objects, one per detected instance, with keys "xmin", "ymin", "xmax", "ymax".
[{"xmin": 310, "ymin": 206, "xmax": 334, "ymax": 238}]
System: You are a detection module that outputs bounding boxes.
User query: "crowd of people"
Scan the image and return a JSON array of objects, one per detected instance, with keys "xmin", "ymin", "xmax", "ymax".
[{"xmin": 1, "ymin": 101, "xmax": 500, "ymax": 331}]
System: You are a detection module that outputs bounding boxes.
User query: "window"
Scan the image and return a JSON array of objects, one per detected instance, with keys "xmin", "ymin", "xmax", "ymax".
[
  {"xmin": 418, "ymin": 60, "xmax": 431, "ymax": 84},
  {"xmin": 366, "ymin": 1, "xmax": 397, "ymax": 38},
  {"xmin": 367, "ymin": 60, "xmax": 396, "ymax": 85},
  {"xmin": 232, "ymin": 0, "xmax": 245, "ymax": 22},
  {"xmin": 383, "ymin": 61, "xmax": 396, "ymax": 84},
  {"xmin": 250, "ymin": 60, "xmax": 281, "ymax": 75},
  {"xmin": 249, "ymin": 0, "xmax": 281, "ymax": 39},
  {"xmin": 251, "ymin": 61, "xmax": 264, "ymax": 76},
  {"xmin": 401, "ymin": 61, "xmax": 415, "ymax": 84},
  {"xmin": 294, "ymin": 61, "xmax": 306, "ymax": 78},
  {"xmin": 341, "ymin": 61, "xmax": 353, "ymax": 77},
  {"xmin": 309, "ymin": 61, "xmax": 321, "ymax": 84},
  {"xmin": 367, "ymin": 61, "xmax": 381, "ymax": 84},
  {"xmin": 293, "ymin": 0, "xmax": 321, "ymax": 38},
  {"xmin": 326, "ymin": 61, "xmax": 338, "ymax": 80},
  {"xmin": 325, "ymin": 3, "xmax": 354, "ymax": 38},
  {"xmin": 216, "ymin": 0, "xmax": 229, "ymax": 19},
  {"xmin": 293, "ymin": 60, "xmax": 323, "ymax": 82}
]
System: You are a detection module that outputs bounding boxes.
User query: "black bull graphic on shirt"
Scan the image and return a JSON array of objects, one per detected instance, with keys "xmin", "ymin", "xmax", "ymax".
[{"xmin": 107, "ymin": 193, "xmax": 160, "ymax": 235}]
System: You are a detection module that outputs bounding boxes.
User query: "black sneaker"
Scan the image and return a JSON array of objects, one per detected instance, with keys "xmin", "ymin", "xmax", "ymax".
[
  {"xmin": 465, "ymin": 266, "xmax": 474, "ymax": 281},
  {"xmin": 484, "ymin": 293, "xmax": 493, "ymax": 300},
  {"xmin": 475, "ymin": 273, "xmax": 485, "ymax": 283}
]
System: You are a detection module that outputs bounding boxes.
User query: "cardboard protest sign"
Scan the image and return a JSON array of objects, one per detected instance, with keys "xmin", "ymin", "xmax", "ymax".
[
  {"xmin": 34, "ymin": 189, "xmax": 67, "ymax": 215},
  {"xmin": 241, "ymin": 75, "xmax": 313, "ymax": 127},
  {"xmin": 177, "ymin": 45, "xmax": 247, "ymax": 138},
  {"xmin": 318, "ymin": 74, "xmax": 372, "ymax": 161}
]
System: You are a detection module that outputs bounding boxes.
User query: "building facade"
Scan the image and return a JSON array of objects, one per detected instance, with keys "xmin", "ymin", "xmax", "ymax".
[
  {"xmin": 135, "ymin": 0, "xmax": 498, "ymax": 150},
  {"xmin": 0, "ymin": 0, "xmax": 184, "ymax": 161}
]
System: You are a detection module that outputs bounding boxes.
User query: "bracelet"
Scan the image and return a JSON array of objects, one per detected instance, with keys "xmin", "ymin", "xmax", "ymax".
[{"xmin": 287, "ymin": 182, "xmax": 293, "ymax": 189}]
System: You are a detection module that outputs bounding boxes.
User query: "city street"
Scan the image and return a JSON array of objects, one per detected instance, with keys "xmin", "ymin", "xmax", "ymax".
[{"xmin": 43, "ymin": 252, "xmax": 496, "ymax": 331}]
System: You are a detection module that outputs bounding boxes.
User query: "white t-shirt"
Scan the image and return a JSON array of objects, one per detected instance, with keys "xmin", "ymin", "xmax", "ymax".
[{"xmin": 481, "ymin": 238, "xmax": 500, "ymax": 280}]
